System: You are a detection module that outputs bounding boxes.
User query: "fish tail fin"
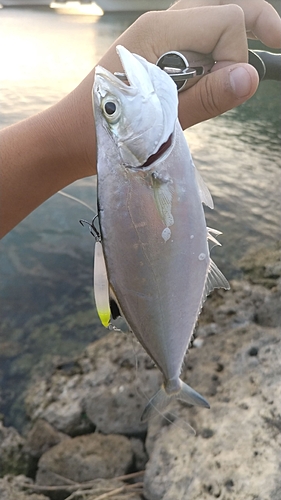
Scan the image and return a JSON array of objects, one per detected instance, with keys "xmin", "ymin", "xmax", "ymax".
[
  {"xmin": 141, "ymin": 380, "xmax": 209, "ymax": 422},
  {"xmin": 141, "ymin": 386, "xmax": 172, "ymax": 422},
  {"xmin": 177, "ymin": 380, "xmax": 210, "ymax": 409}
]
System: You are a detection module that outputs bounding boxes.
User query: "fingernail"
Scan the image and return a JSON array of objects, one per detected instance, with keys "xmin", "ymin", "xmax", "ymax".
[{"xmin": 229, "ymin": 67, "xmax": 252, "ymax": 97}]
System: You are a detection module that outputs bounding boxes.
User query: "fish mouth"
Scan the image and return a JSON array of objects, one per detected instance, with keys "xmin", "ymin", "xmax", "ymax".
[
  {"xmin": 95, "ymin": 46, "xmax": 141, "ymax": 96},
  {"xmin": 95, "ymin": 45, "xmax": 146, "ymax": 95},
  {"xmin": 95, "ymin": 65, "xmax": 137, "ymax": 95},
  {"xmin": 116, "ymin": 45, "xmax": 152, "ymax": 91}
]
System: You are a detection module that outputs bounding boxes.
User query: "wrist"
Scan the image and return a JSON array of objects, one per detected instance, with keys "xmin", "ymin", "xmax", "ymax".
[
  {"xmin": 0, "ymin": 71, "xmax": 97, "ymax": 237},
  {"xmin": 44, "ymin": 70, "xmax": 97, "ymax": 182}
]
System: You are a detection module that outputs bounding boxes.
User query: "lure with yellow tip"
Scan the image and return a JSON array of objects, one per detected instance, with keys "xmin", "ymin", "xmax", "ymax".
[{"xmin": 94, "ymin": 241, "xmax": 111, "ymax": 327}]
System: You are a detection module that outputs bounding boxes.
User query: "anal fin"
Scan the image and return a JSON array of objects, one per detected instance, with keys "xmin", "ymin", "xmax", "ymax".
[{"xmin": 202, "ymin": 258, "xmax": 230, "ymax": 304}]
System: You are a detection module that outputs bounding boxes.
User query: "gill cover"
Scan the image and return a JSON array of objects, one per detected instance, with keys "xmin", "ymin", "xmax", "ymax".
[{"xmin": 93, "ymin": 45, "xmax": 178, "ymax": 167}]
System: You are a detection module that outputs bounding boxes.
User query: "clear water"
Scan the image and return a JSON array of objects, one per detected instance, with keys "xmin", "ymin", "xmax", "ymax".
[{"xmin": 0, "ymin": 7, "xmax": 280, "ymax": 430}]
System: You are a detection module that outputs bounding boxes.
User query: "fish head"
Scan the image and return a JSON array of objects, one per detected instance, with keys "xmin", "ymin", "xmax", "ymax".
[{"xmin": 93, "ymin": 45, "xmax": 178, "ymax": 167}]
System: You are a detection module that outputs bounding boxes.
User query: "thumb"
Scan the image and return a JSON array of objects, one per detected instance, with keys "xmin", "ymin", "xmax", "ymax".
[{"xmin": 178, "ymin": 63, "xmax": 259, "ymax": 130}]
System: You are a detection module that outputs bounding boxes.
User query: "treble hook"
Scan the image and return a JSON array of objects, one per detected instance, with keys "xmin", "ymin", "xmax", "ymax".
[{"xmin": 79, "ymin": 215, "xmax": 101, "ymax": 242}]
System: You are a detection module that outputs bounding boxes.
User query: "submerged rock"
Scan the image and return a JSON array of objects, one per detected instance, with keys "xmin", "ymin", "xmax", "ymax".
[{"xmin": 0, "ymin": 422, "xmax": 29, "ymax": 478}]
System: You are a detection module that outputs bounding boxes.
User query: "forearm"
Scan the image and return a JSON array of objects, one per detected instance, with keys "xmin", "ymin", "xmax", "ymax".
[{"xmin": 0, "ymin": 71, "xmax": 96, "ymax": 238}]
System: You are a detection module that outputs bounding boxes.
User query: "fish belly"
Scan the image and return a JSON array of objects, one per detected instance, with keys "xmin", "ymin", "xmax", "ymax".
[{"xmin": 97, "ymin": 121, "xmax": 209, "ymax": 381}]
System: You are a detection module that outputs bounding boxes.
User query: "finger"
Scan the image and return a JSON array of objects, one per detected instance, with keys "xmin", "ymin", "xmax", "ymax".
[
  {"xmin": 227, "ymin": 0, "xmax": 281, "ymax": 47},
  {"xmin": 178, "ymin": 62, "xmax": 259, "ymax": 129},
  {"xmin": 113, "ymin": 5, "xmax": 248, "ymax": 64},
  {"xmin": 170, "ymin": 0, "xmax": 281, "ymax": 48}
]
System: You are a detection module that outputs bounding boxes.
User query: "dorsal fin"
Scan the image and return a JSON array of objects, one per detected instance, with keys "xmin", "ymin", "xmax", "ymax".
[{"xmin": 194, "ymin": 165, "xmax": 214, "ymax": 209}]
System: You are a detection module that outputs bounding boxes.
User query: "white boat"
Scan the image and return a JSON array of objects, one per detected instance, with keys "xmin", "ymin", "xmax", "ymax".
[
  {"xmin": 1, "ymin": 0, "xmax": 171, "ymax": 9},
  {"xmin": 1, "ymin": 0, "xmax": 50, "ymax": 5},
  {"xmin": 50, "ymin": 1, "xmax": 103, "ymax": 14},
  {"xmin": 96, "ymin": 0, "xmax": 171, "ymax": 11}
]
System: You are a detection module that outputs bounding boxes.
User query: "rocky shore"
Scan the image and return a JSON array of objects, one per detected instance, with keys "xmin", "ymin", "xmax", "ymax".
[{"xmin": 1, "ymin": 245, "xmax": 280, "ymax": 500}]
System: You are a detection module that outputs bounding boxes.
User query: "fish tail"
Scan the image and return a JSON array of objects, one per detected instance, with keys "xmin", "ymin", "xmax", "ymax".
[
  {"xmin": 141, "ymin": 386, "xmax": 172, "ymax": 422},
  {"xmin": 177, "ymin": 380, "xmax": 210, "ymax": 409},
  {"xmin": 141, "ymin": 380, "xmax": 209, "ymax": 422}
]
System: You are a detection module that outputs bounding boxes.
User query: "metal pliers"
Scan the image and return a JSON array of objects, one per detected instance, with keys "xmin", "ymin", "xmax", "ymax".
[
  {"xmin": 156, "ymin": 50, "xmax": 214, "ymax": 91},
  {"xmin": 156, "ymin": 49, "xmax": 281, "ymax": 91},
  {"xmin": 116, "ymin": 49, "xmax": 281, "ymax": 91}
]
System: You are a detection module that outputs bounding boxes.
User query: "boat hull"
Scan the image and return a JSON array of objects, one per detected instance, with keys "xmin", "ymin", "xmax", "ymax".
[
  {"xmin": 96, "ymin": 0, "xmax": 171, "ymax": 11},
  {"xmin": 1, "ymin": 0, "xmax": 171, "ymax": 8},
  {"xmin": 1, "ymin": 0, "xmax": 50, "ymax": 5}
]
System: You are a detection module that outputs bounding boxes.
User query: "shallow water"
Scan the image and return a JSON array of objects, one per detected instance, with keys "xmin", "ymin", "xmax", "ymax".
[{"xmin": 0, "ymin": 7, "xmax": 280, "ymax": 430}]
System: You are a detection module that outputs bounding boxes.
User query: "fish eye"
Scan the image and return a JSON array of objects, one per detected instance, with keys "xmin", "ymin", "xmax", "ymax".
[
  {"xmin": 101, "ymin": 96, "xmax": 121, "ymax": 124},
  {"xmin": 104, "ymin": 101, "xmax": 116, "ymax": 115}
]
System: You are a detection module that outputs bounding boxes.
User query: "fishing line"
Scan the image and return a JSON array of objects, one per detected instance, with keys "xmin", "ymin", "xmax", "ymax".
[
  {"xmin": 129, "ymin": 333, "xmax": 196, "ymax": 434},
  {"xmin": 58, "ymin": 189, "xmax": 96, "ymax": 214},
  {"xmin": 59, "ymin": 189, "xmax": 127, "ymax": 333}
]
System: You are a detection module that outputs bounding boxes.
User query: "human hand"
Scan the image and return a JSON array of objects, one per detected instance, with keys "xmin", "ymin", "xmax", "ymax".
[{"xmin": 98, "ymin": 0, "xmax": 281, "ymax": 129}]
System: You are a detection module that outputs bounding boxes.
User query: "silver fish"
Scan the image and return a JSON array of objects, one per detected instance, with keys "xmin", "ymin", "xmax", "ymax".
[{"xmin": 93, "ymin": 45, "xmax": 229, "ymax": 420}]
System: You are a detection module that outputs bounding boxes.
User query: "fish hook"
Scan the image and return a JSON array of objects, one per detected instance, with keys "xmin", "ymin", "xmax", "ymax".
[{"xmin": 79, "ymin": 215, "xmax": 101, "ymax": 242}]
